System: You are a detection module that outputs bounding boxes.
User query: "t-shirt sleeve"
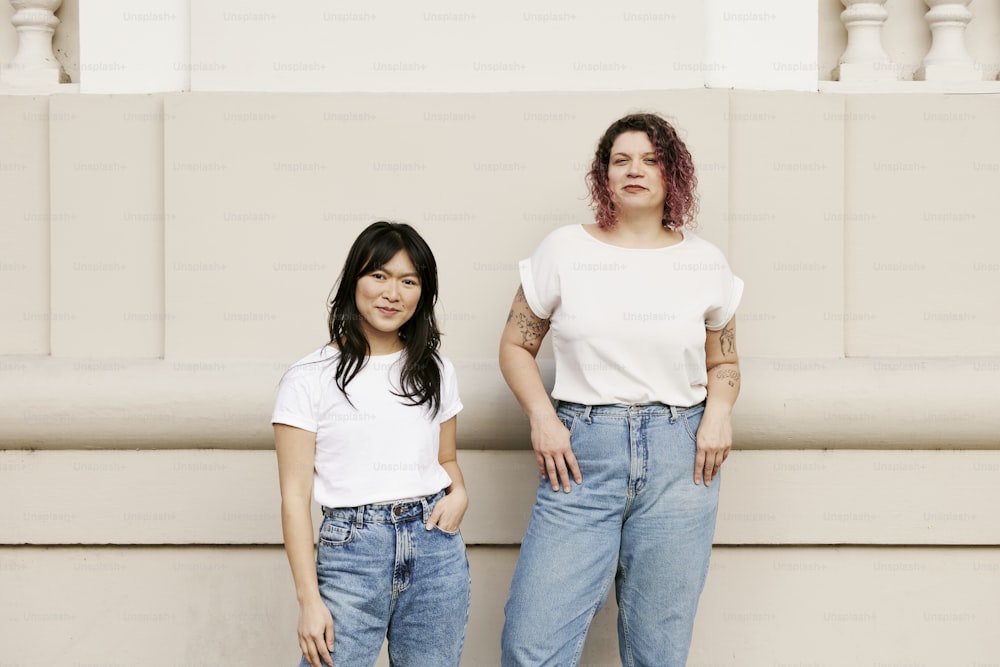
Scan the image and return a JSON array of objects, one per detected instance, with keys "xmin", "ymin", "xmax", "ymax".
[
  {"xmin": 437, "ymin": 356, "xmax": 463, "ymax": 424},
  {"xmin": 705, "ymin": 268, "xmax": 744, "ymax": 331},
  {"xmin": 518, "ymin": 230, "xmax": 563, "ymax": 320},
  {"xmin": 271, "ymin": 365, "xmax": 319, "ymax": 432}
]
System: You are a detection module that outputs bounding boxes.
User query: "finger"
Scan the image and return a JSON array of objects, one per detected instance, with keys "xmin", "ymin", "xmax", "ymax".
[
  {"xmin": 535, "ymin": 453, "xmax": 547, "ymax": 479},
  {"xmin": 324, "ymin": 621, "xmax": 335, "ymax": 664},
  {"xmin": 545, "ymin": 457, "xmax": 559, "ymax": 491},
  {"xmin": 564, "ymin": 449, "xmax": 583, "ymax": 485},
  {"xmin": 554, "ymin": 460, "xmax": 571, "ymax": 493},
  {"xmin": 706, "ymin": 453, "xmax": 723, "ymax": 486},
  {"xmin": 694, "ymin": 449, "xmax": 706, "ymax": 485},
  {"xmin": 303, "ymin": 640, "xmax": 320, "ymax": 667},
  {"xmin": 318, "ymin": 636, "xmax": 334, "ymax": 667},
  {"xmin": 425, "ymin": 505, "xmax": 443, "ymax": 530}
]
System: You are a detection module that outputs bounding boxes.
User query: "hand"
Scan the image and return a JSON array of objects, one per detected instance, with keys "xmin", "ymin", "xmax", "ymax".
[
  {"xmin": 426, "ymin": 487, "xmax": 468, "ymax": 533},
  {"xmin": 298, "ymin": 596, "xmax": 334, "ymax": 667},
  {"xmin": 529, "ymin": 412, "xmax": 582, "ymax": 493},
  {"xmin": 694, "ymin": 407, "xmax": 732, "ymax": 486}
]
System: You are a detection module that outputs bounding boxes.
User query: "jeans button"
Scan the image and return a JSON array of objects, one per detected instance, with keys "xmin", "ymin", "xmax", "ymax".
[{"xmin": 393, "ymin": 506, "xmax": 402, "ymax": 516}]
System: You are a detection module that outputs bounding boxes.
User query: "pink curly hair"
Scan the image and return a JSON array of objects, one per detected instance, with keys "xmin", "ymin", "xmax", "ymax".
[{"xmin": 586, "ymin": 113, "xmax": 699, "ymax": 230}]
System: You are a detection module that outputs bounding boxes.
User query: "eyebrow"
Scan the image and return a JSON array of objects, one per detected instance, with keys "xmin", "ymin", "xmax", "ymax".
[
  {"xmin": 371, "ymin": 267, "xmax": 420, "ymax": 278},
  {"xmin": 611, "ymin": 152, "xmax": 657, "ymax": 158}
]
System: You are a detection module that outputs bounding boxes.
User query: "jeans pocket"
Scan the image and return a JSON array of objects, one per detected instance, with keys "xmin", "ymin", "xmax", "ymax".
[
  {"xmin": 434, "ymin": 525, "xmax": 461, "ymax": 536},
  {"xmin": 318, "ymin": 518, "xmax": 355, "ymax": 547},
  {"xmin": 556, "ymin": 411, "xmax": 579, "ymax": 438},
  {"xmin": 681, "ymin": 407, "xmax": 703, "ymax": 444}
]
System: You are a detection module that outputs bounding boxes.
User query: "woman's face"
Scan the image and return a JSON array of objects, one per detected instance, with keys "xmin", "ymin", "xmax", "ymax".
[
  {"xmin": 354, "ymin": 249, "xmax": 422, "ymax": 343},
  {"xmin": 606, "ymin": 131, "xmax": 666, "ymax": 213}
]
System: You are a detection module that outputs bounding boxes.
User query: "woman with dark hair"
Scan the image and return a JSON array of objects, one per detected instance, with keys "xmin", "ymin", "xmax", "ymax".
[
  {"xmin": 273, "ymin": 221, "xmax": 470, "ymax": 667},
  {"xmin": 499, "ymin": 113, "xmax": 744, "ymax": 666}
]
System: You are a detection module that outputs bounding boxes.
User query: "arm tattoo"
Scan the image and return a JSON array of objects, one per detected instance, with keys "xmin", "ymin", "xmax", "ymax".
[
  {"xmin": 512, "ymin": 286, "xmax": 548, "ymax": 347},
  {"xmin": 517, "ymin": 313, "xmax": 547, "ymax": 347},
  {"xmin": 719, "ymin": 322, "xmax": 736, "ymax": 356},
  {"xmin": 715, "ymin": 368, "xmax": 741, "ymax": 388}
]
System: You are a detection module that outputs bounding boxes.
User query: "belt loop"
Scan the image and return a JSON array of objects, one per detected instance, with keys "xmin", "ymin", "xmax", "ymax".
[
  {"xmin": 354, "ymin": 505, "xmax": 364, "ymax": 528},
  {"xmin": 421, "ymin": 496, "xmax": 431, "ymax": 523},
  {"xmin": 669, "ymin": 405, "xmax": 678, "ymax": 423},
  {"xmin": 582, "ymin": 404, "xmax": 592, "ymax": 424}
]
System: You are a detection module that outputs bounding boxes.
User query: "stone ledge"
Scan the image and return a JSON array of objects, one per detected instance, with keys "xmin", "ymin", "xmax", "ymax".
[{"xmin": 1, "ymin": 356, "xmax": 997, "ymax": 449}]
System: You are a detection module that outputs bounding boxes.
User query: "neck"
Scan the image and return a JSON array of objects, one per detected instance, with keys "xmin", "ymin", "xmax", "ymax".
[
  {"xmin": 605, "ymin": 210, "xmax": 680, "ymax": 246},
  {"xmin": 366, "ymin": 332, "xmax": 404, "ymax": 356}
]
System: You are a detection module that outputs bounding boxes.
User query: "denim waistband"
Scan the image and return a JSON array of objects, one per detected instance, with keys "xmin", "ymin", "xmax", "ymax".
[
  {"xmin": 556, "ymin": 400, "xmax": 704, "ymax": 414},
  {"xmin": 321, "ymin": 489, "xmax": 445, "ymax": 525}
]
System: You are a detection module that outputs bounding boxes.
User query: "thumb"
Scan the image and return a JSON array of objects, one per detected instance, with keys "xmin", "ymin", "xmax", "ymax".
[{"xmin": 425, "ymin": 505, "xmax": 443, "ymax": 530}]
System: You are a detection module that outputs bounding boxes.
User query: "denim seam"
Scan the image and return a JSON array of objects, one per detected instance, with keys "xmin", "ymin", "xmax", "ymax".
[
  {"xmin": 681, "ymin": 411, "xmax": 698, "ymax": 443},
  {"xmin": 571, "ymin": 566, "xmax": 618, "ymax": 666}
]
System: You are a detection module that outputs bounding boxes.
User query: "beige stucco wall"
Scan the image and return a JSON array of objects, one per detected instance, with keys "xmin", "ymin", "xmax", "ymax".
[
  {"xmin": 2, "ymin": 4, "xmax": 1000, "ymax": 665},
  {"xmin": 2, "ymin": 88, "xmax": 999, "ymax": 666}
]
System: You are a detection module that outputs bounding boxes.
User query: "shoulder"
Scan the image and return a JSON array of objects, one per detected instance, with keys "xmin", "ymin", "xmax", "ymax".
[
  {"xmin": 281, "ymin": 346, "xmax": 336, "ymax": 380},
  {"xmin": 681, "ymin": 232, "xmax": 729, "ymax": 261},
  {"xmin": 435, "ymin": 353, "xmax": 457, "ymax": 376},
  {"xmin": 529, "ymin": 224, "xmax": 586, "ymax": 261},
  {"xmin": 536, "ymin": 224, "xmax": 584, "ymax": 247}
]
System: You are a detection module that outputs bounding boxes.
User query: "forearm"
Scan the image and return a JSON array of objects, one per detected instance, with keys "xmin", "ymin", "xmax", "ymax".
[
  {"xmin": 440, "ymin": 459, "xmax": 467, "ymax": 495},
  {"xmin": 705, "ymin": 362, "xmax": 741, "ymax": 415},
  {"xmin": 281, "ymin": 500, "xmax": 321, "ymax": 605},
  {"xmin": 499, "ymin": 341, "xmax": 556, "ymax": 421}
]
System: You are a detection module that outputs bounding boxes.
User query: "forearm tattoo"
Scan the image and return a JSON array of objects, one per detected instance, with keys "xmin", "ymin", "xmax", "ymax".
[
  {"xmin": 720, "ymin": 321, "xmax": 736, "ymax": 356},
  {"xmin": 715, "ymin": 367, "xmax": 741, "ymax": 388},
  {"xmin": 512, "ymin": 286, "xmax": 548, "ymax": 348}
]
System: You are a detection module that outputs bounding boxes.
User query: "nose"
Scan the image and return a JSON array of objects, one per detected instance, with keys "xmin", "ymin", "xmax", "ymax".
[
  {"xmin": 626, "ymin": 158, "xmax": 643, "ymax": 177},
  {"xmin": 384, "ymin": 280, "xmax": 400, "ymax": 301}
]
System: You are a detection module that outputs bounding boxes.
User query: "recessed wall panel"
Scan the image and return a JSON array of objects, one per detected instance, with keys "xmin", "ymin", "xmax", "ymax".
[
  {"xmin": 845, "ymin": 94, "xmax": 1000, "ymax": 356},
  {"xmin": 49, "ymin": 95, "xmax": 165, "ymax": 357},
  {"xmin": 164, "ymin": 91, "xmax": 729, "ymax": 366},
  {"xmin": 0, "ymin": 96, "xmax": 50, "ymax": 354},
  {"xmin": 728, "ymin": 92, "xmax": 845, "ymax": 358},
  {"xmin": 190, "ymin": 0, "xmax": 705, "ymax": 92}
]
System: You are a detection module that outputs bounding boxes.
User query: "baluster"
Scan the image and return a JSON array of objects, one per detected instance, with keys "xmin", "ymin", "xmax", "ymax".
[
  {"xmin": 915, "ymin": 0, "xmax": 978, "ymax": 81},
  {"xmin": 1, "ymin": 0, "xmax": 68, "ymax": 86},
  {"xmin": 834, "ymin": 0, "xmax": 895, "ymax": 81}
]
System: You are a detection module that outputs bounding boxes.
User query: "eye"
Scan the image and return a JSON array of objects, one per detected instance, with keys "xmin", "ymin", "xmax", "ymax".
[
  {"xmin": 613, "ymin": 158, "xmax": 628, "ymax": 165},
  {"xmin": 644, "ymin": 158, "xmax": 658, "ymax": 164},
  {"xmin": 370, "ymin": 272, "xmax": 385, "ymax": 280},
  {"xmin": 403, "ymin": 279, "xmax": 419, "ymax": 287}
]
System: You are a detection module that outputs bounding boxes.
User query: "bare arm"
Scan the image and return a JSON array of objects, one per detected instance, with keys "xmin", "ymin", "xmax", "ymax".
[
  {"xmin": 425, "ymin": 416, "xmax": 469, "ymax": 532},
  {"xmin": 498, "ymin": 285, "xmax": 581, "ymax": 492},
  {"xmin": 274, "ymin": 424, "xmax": 333, "ymax": 667},
  {"xmin": 695, "ymin": 317, "xmax": 741, "ymax": 486}
]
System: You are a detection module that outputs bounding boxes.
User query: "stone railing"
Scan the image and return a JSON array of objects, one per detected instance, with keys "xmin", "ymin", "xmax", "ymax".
[
  {"xmin": 0, "ymin": 0, "xmax": 69, "ymax": 89},
  {"xmin": 833, "ymin": 0, "xmax": 989, "ymax": 83},
  {"xmin": 1, "ymin": 2, "xmax": 999, "ymax": 93}
]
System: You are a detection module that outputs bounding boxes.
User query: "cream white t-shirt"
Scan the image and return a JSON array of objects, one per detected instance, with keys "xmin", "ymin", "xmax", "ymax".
[
  {"xmin": 519, "ymin": 224, "xmax": 744, "ymax": 407},
  {"xmin": 271, "ymin": 346, "xmax": 462, "ymax": 508}
]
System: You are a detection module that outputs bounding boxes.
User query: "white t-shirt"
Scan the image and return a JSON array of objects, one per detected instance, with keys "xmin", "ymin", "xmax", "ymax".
[
  {"xmin": 271, "ymin": 346, "xmax": 462, "ymax": 508},
  {"xmin": 519, "ymin": 224, "xmax": 744, "ymax": 407}
]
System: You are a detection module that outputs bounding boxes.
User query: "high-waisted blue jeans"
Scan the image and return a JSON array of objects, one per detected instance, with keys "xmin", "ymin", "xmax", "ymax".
[
  {"xmin": 501, "ymin": 401, "xmax": 719, "ymax": 667},
  {"xmin": 301, "ymin": 489, "xmax": 470, "ymax": 667}
]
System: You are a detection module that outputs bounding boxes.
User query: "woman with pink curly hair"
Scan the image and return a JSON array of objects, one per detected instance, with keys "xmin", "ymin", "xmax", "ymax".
[{"xmin": 499, "ymin": 113, "xmax": 744, "ymax": 667}]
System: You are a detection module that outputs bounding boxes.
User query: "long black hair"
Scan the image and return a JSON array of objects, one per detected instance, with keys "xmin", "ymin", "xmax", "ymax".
[{"xmin": 327, "ymin": 221, "xmax": 443, "ymax": 415}]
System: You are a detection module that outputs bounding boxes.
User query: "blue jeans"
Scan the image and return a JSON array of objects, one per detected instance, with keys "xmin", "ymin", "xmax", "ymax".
[
  {"xmin": 501, "ymin": 402, "xmax": 719, "ymax": 667},
  {"xmin": 300, "ymin": 490, "xmax": 470, "ymax": 667}
]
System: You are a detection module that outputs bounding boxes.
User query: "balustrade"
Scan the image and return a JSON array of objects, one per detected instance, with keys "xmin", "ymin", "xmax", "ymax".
[
  {"xmin": 1, "ymin": 0, "xmax": 67, "ymax": 87},
  {"xmin": 1, "ymin": 2, "xmax": 999, "ymax": 92}
]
